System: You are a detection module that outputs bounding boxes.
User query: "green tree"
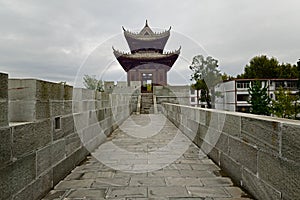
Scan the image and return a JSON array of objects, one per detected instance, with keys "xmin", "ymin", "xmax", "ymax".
[
  {"xmin": 247, "ymin": 81, "xmax": 271, "ymax": 115},
  {"xmin": 83, "ymin": 75, "xmax": 103, "ymax": 91},
  {"xmin": 237, "ymin": 55, "xmax": 298, "ymax": 79},
  {"xmin": 190, "ymin": 55, "xmax": 222, "ymax": 108},
  {"xmin": 191, "ymin": 79, "xmax": 210, "ymax": 107},
  {"xmin": 271, "ymin": 87, "xmax": 299, "ymax": 119}
]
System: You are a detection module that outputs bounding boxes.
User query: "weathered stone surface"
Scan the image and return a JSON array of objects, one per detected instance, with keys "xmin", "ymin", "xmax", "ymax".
[
  {"xmin": 43, "ymin": 114, "xmax": 251, "ymax": 200},
  {"xmin": 106, "ymin": 187, "xmax": 147, "ymax": 198},
  {"xmin": 221, "ymin": 113, "xmax": 241, "ymax": 137},
  {"xmin": 0, "ymin": 101, "xmax": 8, "ymax": 127},
  {"xmin": 13, "ymin": 169, "xmax": 52, "ymax": 200},
  {"xmin": 228, "ymin": 137, "xmax": 257, "ymax": 174},
  {"xmin": 187, "ymin": 186, "xmax": 230, "ymax": 198},
  {"xmin": 165, "ymin": 177, "xmax": 203, "ymax": 186},
  {"xmin": 0, "ymin": 152, "xmax": 37, "ymax": 199},
  {"xmin": 130, "ymin": 177, "xmax": 166, "ymax": 186},
  {"xmin": 51, "ymin": 140, "xmax": 66, "ymax": 166},
  {"xmin": 258, "ymin": 150, "xmax": 300, "ymax": 200},
  {"xmin": 36, "ymin": 80, "xmax": 64, "ymax": 101},
  {"xmin": 36, "ymin": 145, "xmax": 51, "ymax": 176},
  {"xmin": 65, "ymin": 133, "xmax": 81, "ymax": 156},
  {"xmin": 281, "ymin": 123, "xmax": 300, "ymax": 162},
  {"xmin": 67, "ymin": 188, "xmax": 106, "ymax": 198},
  {"xmin": 149, "ymin": 186, "xmax": 188, "ymax": 198},
  {"xmin": 8, "ymin": 100, "xmax": 35, "ymax": 122},
  {"xmin": 12, "ymin": 123, "xmax": 35, "ymax": 157},
  {"xmin": 201, "ymin": 177, "xmax": 233, "ymax": 187},
  {"xmin": 0, "ymin": 73, "xmax": 8, "ymax": 99},
  {"xmin": 242, "ymin": 168, "xmax": 281, "ymax": 200},
  {"xmin": 8, "ymin": 79, "xmax": 36, "ymax": 101},
  {"xmin": 35, "ymin": 119, "xmax": 52, "ymax": 147},
  {"xmin": 220, "ymin": 153, "xmax": 242, "ymax": 186},
  {"xmin": 50, "ymin": 101, "xmax": 63, "ymax": 117},
  {"xmin": 0, "ymin": 127, "xmax": 11, "ymax": 165},
  {"xmin": 241, "ymin": 117, "xmax": 280, "ymax": 153},
  {"xmin": 63, "ymin": 85, "xmax": 73, "ymax": 100},
  {"xmin": 62, "ymin": 115, "xmax": 75, "ymax": 137},
  {"xmin": 63, "ymin": 100, "xmax": 72, "ymax": 115},
  {"xmin": 36, "ymin": 101, "xmax": 50, "ymax": 119}
]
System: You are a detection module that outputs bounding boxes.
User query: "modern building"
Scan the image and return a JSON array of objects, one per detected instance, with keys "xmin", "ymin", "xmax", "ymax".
[
  {"xmin": 215, "ymin": 79, "xmax": 299, "ymax": 112},
  {"xmin": 113, "ymin": 20, "xmax": 180, "ymax": 92}
]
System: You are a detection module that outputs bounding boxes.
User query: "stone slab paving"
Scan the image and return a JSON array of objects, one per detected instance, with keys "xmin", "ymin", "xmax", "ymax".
[{"xmin": 42, "ymin": 114, "xmax": 253, "ymax": 200}]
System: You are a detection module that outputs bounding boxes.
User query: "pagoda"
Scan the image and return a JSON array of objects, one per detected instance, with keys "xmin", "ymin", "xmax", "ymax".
[{"xmin": 113, "ymin": 20, "xmax": 180, "ymax": 92}]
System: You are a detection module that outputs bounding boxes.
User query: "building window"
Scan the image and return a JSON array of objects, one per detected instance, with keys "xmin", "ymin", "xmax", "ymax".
[
  {"xmin": 275, "ymin": 81, "xmax": 285, "ymax": 89},
  {"xmin": 237, "ymin": 81, "xmax": 250, "ymax": 88},
  {"xmin": 54, "ymin": 117, "xmax": 61, "ymax": 130},
  {"xmin": 237, "ymin": 94, "xmax": 249, "ymax": 101},
  {"xmin": 191, "ymin": 88, "xmax": 195, "ymax": 95},
  {"xmin": 237, "ymin": 106, "xmax": 250, "ymax": 113},
  {"xmin": 286, "ymin": 81, "xmax": 297, "ymax": 89},
  {"xmin": 191, "ymin": 97, "xmax": 195, "ymax": 102}
]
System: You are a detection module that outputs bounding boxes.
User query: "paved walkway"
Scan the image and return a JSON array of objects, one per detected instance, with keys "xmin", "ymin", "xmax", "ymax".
[{"xmin": 43, "ymin": 114, "xmax": 253, "ymax": 200}]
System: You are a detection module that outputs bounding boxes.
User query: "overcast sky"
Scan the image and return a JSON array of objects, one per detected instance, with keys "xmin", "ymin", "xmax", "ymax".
[{"xmin": 0, "ymin": 0, "xmax": 300, "ymax": 86}]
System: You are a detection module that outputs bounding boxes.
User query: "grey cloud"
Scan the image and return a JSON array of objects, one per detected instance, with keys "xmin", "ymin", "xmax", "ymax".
[{"xmin": 0, "ymin": 0, "xmax": 300, "ymax": 85}]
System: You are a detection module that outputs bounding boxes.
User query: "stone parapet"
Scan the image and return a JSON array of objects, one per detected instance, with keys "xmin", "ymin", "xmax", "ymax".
[
  {"xmin": 162, "ymin": 103, "xmax": 300, "ymax": 200},
  {"xmin": 0, "ymin": 75, "xmax": 138, "ymax": 200}
]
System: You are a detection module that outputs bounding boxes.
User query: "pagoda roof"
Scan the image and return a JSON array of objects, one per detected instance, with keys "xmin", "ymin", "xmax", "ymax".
[
  {"xmin": 122, "ymin": 20, "xmax": 171, "ymax": 41},
  {"xmin": 113, "ymin": 47, "xmax": 181, "ymax": 72}
]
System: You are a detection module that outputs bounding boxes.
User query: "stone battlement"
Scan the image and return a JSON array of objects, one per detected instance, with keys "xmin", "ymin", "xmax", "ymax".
[{"xmin": 0, "ymin": 72, "xmax": 139, "ymax": 200}]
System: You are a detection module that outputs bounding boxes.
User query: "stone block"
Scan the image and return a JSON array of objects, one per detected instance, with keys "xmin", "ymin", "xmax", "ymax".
[
  {"xmin": 36, "ymin": 80, "xmax": 64, "ymax": 101},
  {"xmin": 215, "ymin": 132, "xmax": 229, "ymax": 153},
  {"xmin": 0, "ymin": 100, "xmax": 8, "ymax": 126},
  {"xmin": 50, "ymin": 101, "xmax": 63, "ymax": 117},
  {"xmin": 221, "ymin": 113, "xmax": 241, "ymax": 137},
  {"xmin": 281, "ymin": 123, "xmax": 300, "ymax": 162},
  {"xmin": 73, "ymin": 112, "xmax": 89, "ymax": 131},
  {"xmin": 241, "ymin": 116, "xmax": 280, "ymax": 154},
  {"xmin": 12, "ymin": 152, "xmax": 36, "ymax": 194},
  {"xmin": 242, "ymin": 167, "xmax": 281, "ymax": 200},
  {"xmin": 0, "ymin": 73, "xmax": 8, "ymax": 99},
  {"xmin": 199, "ymin": 139, "xmax": 220, "ymax": 164},
  {"xmin": 64, "ymin": 85, "xmax": 73, "ymax": 100},
  {"xmin": 13, "ymin": 169, "xmax": 53, "ymax": 200},
  {"xmin": 35, "ymin": 101, "xmax": 50, "ymax": 119},
  {"xmin": 228, "ymin": 137, "xmax": 258, "ymax": 174},
  {"xmin": 0, "ymin": 127, "xmax": 12, "ymax": 166},
  {"xmin": 12, "ymin": 120, "xmax": 51, "ymax": 158},
  {"xmin": 8, "ymin": 100, "xmax": 35, "ymax": 122},
  {"xmin": 62, "ymin": 115, "xmax": 75, "ymax": 137},
  {"xmin": 34, "ymin": 119, "xmax": 52, "ymax": 148},
  {"xmin": 8, "ymin": 79, "xmax": 36, "ymax": 101},
  {"xmin": 0, "ymin": 160, "xmax": 13, "ymax": 199},
  {"xmin": 220, "ymin": 152, "xmax": 242, "ymax": 186},
  {"xmin": 36, "ymin": 145, "xmax": 51, "ymax": 177},
  {"xmin": 258, "ymin": 150, "xmax": 300, "ymax": 200},
  {"xmin": 65, "ymin": 133, "xmax": 81, "ymax": 156},
  {"xmin": 12, "ymin": 123, "xmax": 36, "ymax": 157},
  {"xmin": 63, "ymin": 100, "xmax": 73, "ymax": 115},
  {"xmin": 53, "ymin": 147, "xmax": 88, "ymax": 185},
  {"xmin": 205, "ymin": 111, "xmax": 219, "ymax": 131},
  {"xmin": 51, "ymin": 140, "xmax": 66, "ymax": 166},
  {"xmin": 52, "ymin": 154, "xmax": 75, "ymax": 186}
]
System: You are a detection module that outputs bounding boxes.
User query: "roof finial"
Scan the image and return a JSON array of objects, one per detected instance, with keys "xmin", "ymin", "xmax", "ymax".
[{"xmin": 145, "ymin": 19, "xmax": 148, "ymax": 27}]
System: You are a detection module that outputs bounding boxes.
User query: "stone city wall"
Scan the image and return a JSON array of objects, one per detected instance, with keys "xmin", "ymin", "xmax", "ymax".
[
  {"xmin": 162, "ymin": 102, "xmax": 300, "ymax": 200},
  {"xmin": 153, "ymin": 86, "xmax": 190, "ymax": 112},
  {"xmin": 0, "ymin": 73, "xmax": 138, "ymax": 200}
]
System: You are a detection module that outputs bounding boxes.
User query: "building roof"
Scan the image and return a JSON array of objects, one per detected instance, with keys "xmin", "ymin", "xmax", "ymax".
[
  {"xmin": 122, "ymin": 20, "xmax": 171, "ymax": 41},
  {"xmin": 122, "ymin": 20, "xmax": 171, "ymax": 53},
  {"xmin": 113, "ymin": 47, "xmax": 180, "ymax": 72}
]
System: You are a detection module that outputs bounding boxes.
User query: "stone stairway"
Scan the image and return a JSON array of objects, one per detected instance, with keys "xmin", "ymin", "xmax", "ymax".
[{"xmin": 141, "ymin": 93, "xmax": 154, "ymax": 114}]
